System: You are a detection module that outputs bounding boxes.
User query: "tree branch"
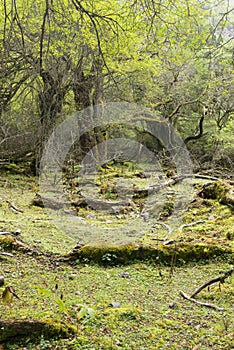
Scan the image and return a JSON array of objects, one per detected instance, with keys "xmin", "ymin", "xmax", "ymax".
[
  {"xmin": 179, "ymin": 290, "xmax": 225, "ymax": 311},
  {"xmin": 190, "ymin": 267, "xmax": 234, "ymax": 298},
  {"xmin": 167, "ymin": 86, "xmax": 208, "ymax": 120},
  {"xmin": 179, "ymin": 267, "xmax": 234, "ymax": 311},
  {"xmin": 184, "ymin": 115, "xmax": 205, "ymax": 144}
]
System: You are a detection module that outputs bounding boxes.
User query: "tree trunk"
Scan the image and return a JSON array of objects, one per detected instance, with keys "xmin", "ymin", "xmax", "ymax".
[{"xmin": 33, "ymin": 70, "xmax": 68, "ymax": 174}]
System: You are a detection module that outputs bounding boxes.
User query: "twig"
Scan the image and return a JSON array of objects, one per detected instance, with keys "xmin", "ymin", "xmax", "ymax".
[
  {"xmin": 6, "ymin": 200, "xmax": 24, "ymax": 213},
  {"xmin": 0, "ymin": 220, "xmax": 19, "ymax": 223},
  {"xmin": 190, "ymin": 267, "xmax": 234, "ymax": 298},
  {"xmin": 153, "ymin": 221, "xmax": 172, "ymax": 235},
  {"xmin": 179, "ymin": 290, "xmax": 225, "ymax": 311},
  {"xmin": 178, "ymin": 220, "xmax": 205, "ymax": 231},
  {"xmin": 0, "ymin": 252, "xmax": 14, "ymax": 257}
]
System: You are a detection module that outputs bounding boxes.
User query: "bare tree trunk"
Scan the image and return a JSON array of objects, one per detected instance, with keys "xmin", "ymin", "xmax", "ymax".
[{"xmin": 33, "ymin": 70, "xmax": 68, "ymax": 174}]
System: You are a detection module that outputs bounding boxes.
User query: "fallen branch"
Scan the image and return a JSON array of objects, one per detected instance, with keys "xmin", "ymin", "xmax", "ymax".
[
  {"xmin": 190, "ymin": 267, "xmax": 234, "ymax": 298},
  {"xmin": 139, "ymin": 174, "xmax": 233, "ymax": 196},
  {"xmin": 6, "ymin": 200, "xmax": 24, "ymax": 213},
  {"xmin": 179, "ymin": 290, "xmax": 225, "ymax": 311},
  {"xmin": 153, "ymin": 221, "xmax": 172, "ymax": 235},
  {"xmin": 0, "ymin": 252, "xmax": 14, "ymax": 257},
  {"xmin": 0, "ymin": 230, "xmax": 21, "ymax": 236},
  {"xmin": 178, "ymin": 220, "xmax": 205, "ymax": 231},
  {"xmin": 179, "ymin": 267, "xmax": 234, "ymax": 311}
]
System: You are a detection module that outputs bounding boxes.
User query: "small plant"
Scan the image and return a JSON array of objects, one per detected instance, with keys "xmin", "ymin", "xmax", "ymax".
[
  {"xmin": 101, "ymin": 253, "xmax": 118, "ymax": 264},
  {"xmin": 77, "ymin": 305, "xmax": 96, "ymax": 325}
]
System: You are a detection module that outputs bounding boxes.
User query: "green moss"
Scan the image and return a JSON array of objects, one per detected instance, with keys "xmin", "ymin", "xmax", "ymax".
[
  {"xmin": 0, "ymin": 236, "xmax": 14, "ymax": 251},
  {"xmin": 41, "ymin": 318, "xmax": 77, "ymax": 338},
  {"xmin": 200, "ymin": 181, "xmax": 234, "ymax": 207},
  {"xmin": 63, "ymin": 242, "xmax": 233, "ymax": 266},
  {"xmin": 0, "ymin": 319, "xmax": 77, "ymax": 343},
  {"xmin": 0, "ymin": 163, "xmax": 25, "ymax": 174},
  {"xmin": 104, "ymin": 306, "xmax": 141, "ymax": 320}
]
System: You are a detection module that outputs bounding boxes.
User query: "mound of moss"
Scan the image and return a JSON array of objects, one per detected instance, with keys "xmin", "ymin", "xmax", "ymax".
[{"xmin": 0, "ymin": 318, "xmax": 76, "ymax": 343}]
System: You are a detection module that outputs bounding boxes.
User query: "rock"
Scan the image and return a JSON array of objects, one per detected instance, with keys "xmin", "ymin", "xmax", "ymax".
[
  {"xmin": 109, "ymin": 302, "xmax": 120, "ymax": 308},
  {"xmin": 168, "ymin": 302, "xmax": 178, "ymax": 309},
  {"xmin": 118, "ymin": 271, "xmax": 131, "ymax": 278}
]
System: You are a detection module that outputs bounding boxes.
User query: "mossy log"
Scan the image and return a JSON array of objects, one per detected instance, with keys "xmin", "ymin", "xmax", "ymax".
[
  {"xmin": 198, "ymin": 180, "xmax": 234, "ymax": 207},
  {"xmin": 61, "ymin": 242, "xmax": 233, "ymax": 266},
  {"xmin": 0, "ymin": 319, "xmax": 76, "ymax": 342}
]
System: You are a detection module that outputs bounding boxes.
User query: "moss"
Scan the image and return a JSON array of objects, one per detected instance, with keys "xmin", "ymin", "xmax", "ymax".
[
  {"xmin": 0, "ymin": 319, "xmax": 77, "ymax": 343},
  {"xmin": 41, "ymin": 318, "xmax": 77, "ymax": 338},
  {"xmin": 0, "ymin": 163, "xmax": 25, "ymax": 174},
  {"xmin": 199, "ymin": 181, "xmax": 234, "ymax": 207},
  {"xmin": 104, "ymin": 307, "xmax": 141, "ymax": 320},
  {"xmin": 0, "ymin": 236, "xmax": 14, "ymax": 251},
  {"xmin": 63, "ymin": 242, "xmax": 233, "ymax": 266}
]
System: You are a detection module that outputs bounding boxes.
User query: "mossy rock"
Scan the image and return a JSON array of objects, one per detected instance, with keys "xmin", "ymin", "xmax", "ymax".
[
  {"xmin": 0, "ymin": 318, "xmax": 77, "ymax": 342},
  {"xmin": 198, "ymin": 181, "xmax": 234, "ymax": 207},
  {"xmin": 62, "ymin": 242, "xmax": 233, "ymax": 266}
]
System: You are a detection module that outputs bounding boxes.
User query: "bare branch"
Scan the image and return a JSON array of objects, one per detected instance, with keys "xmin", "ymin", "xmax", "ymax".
[
  {"xmin": 167, "ymin": 86, "xmax": 209, "ymax": 120},
  {"xmin": 184, "ymin": 115, "xmax": 205, "ymax": 144},
  {"xmin": 179, "ymin": 290, "xmax": 225, "ymax": 311},
  {"xmin": 39, "ymin": 0, "xmax": 50, "ymax": 73},
  {"xmin": 190, "ymin": 267, "xmax": 234, "ymax": 298}
]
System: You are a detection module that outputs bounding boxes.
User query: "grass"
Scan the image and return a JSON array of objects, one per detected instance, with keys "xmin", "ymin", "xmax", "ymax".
[{"xmin": 0, "ymin": 172, "xmax": 233, "ymax": 349}]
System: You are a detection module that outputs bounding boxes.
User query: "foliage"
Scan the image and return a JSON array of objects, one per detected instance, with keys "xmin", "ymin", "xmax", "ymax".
[{"xmin": 0, "ymin": 0, "xmax": 233, "ymax": 169}]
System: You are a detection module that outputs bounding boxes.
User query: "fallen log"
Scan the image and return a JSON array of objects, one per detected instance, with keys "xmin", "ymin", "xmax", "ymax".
[
  {"xmin": 32, "ymin": 193, "xmax": 132, "ymax": 212},
  {"xmin": 0, "ymin": 319, "xmax": 76, "ymax": 342}
]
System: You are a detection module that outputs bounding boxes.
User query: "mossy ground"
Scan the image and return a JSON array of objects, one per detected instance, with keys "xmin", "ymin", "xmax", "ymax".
[
  {"xmin": 0, "ymin": 172, "xmax": 233, "ymax": 349},
  {"xmin": 0, "ymin": 255, "xmax": 233, "ymax": 349}
]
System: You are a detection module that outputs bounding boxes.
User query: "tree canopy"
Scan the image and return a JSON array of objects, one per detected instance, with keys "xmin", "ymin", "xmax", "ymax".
[{"xmin": 0, "ymin": 0, "xmax": 233, "ymax": 170}]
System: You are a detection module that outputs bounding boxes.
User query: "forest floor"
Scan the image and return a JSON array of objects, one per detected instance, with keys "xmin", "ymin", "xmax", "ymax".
[{"xmin": 0, "ymin": 170, "xmax": 233, "ymax": 349}]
